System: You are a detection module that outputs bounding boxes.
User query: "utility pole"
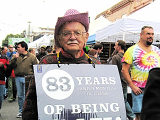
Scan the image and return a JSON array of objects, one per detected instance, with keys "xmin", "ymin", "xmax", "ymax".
[{"xmin": 27, "ymin": 21, "xmax": 32, "ymax": 42}]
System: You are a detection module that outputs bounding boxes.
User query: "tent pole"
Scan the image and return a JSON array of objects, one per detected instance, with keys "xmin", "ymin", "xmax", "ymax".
[{"xmin": 109, "ymin": 42, "xmax": 111, "ymax": 58}]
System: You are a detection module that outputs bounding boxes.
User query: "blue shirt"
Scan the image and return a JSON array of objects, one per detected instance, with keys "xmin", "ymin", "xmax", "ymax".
[{"xmin": 6, "ymin": 51, "xmax": 16, "ymax": 60}]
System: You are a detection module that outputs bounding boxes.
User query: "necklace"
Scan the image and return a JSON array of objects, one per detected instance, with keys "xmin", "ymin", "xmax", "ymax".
[{"xmin": 56, "ymin": 52, "xmax": 95, "ymax": 67}]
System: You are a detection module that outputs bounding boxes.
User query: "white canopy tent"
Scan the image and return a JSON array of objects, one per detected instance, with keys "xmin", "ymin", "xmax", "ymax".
[
  {"xmin": 95, "ymin": 18, "xmax": 160, "ymax": 44},
  {"xmin": 28, "ymin": 35, "xmax": 54, "ymax": 48}
]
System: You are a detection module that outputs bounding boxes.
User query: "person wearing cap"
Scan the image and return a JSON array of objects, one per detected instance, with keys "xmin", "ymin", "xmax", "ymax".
[{"xmin": 22, "ymin": 9, "xmax": 100, "ymax": 120}]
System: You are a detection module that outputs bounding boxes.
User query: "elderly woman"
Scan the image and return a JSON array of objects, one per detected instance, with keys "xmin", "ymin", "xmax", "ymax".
[{"xmin": 22, "ymin": 9, "xmax": 100, "ymax": 120}]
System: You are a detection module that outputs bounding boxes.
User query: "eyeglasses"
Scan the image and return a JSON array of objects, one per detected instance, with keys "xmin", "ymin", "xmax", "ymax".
[{"xmin": 60, "ymin": 31, "xmax": 86, "ymax": 38}]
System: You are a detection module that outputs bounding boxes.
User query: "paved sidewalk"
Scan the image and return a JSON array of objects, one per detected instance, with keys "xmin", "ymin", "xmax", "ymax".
[{"xmin": 0, "ymin": 99, "xmax": 22, "ymax": 120}]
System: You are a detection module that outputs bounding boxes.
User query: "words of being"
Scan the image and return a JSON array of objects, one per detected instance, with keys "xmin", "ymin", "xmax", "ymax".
[{"xmin": 44, "ymin": 103, "xmax": 120, "ymax": 115}]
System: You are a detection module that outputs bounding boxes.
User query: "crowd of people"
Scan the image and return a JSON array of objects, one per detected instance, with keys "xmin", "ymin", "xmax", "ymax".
[
  {"xmin": 0, "ymin": 43, "xmax": 61, "ymax": 118},
  {"xmin": 0, "ymin": 9, "xmax": 160, "ymax": 120}
]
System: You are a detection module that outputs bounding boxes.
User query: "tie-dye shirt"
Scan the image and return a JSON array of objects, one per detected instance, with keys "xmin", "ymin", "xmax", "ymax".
[{"xmin": 122, "ymin": 44, "xmax": 160, "ymax": 88}]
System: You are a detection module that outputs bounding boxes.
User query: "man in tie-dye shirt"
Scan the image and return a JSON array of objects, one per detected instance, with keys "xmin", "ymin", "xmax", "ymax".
[{"xmin": 121, "ymin": 26, "xmax": 160, "ymax": 120}]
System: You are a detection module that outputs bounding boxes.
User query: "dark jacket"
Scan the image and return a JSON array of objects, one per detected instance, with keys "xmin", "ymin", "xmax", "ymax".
[
  {"xmin": 0, "ymin": 54, "xmax": 9, "ymax": 84},
  {"xmin": 36, "ymin": 52, "xmax": 46, "ymax": 61},
  {"xmin": 11, "ymin": 52, "xmax": 38, "ymax": 76},
  {"xmin": 22, "ymin": 50, "xmax": 100, "ymax": 120},
  {"xmin": 141, "ymin": 67, "xmax": 160, "ymax": 120},
  {"xmin": 112, "ymin": 52, "xmax": 126, "ymax": 84}
]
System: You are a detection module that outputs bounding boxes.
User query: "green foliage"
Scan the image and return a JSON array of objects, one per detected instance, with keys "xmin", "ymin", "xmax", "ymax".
[{"xmin": 2, "ymin": 33, "xmax": 25, "ymax": 46}]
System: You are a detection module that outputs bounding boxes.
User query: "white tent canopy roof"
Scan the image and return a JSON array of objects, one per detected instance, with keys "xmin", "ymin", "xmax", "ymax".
[
  {"xmin": 28, "ymin": 35, "xmax": 53, "ymax": 48},
  {"xmin": 96, "ymin": 18, "xmax": 160, "ymax": 44}
]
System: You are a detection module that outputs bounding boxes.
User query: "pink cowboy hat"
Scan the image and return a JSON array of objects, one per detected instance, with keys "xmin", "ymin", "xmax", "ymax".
[{"xmin": 54, "ymin": 9, "xmax": 89, "ymax": 47}]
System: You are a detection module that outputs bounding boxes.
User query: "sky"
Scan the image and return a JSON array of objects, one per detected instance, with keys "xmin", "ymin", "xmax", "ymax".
[{"xmin": 0, "ymin": 0, "xmax": 159, "ymax": 45}]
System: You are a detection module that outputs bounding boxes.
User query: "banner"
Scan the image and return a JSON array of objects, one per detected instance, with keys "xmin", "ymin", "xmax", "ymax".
[
  {"xmin": 8, "ymin": 38, "xmax": 29, "ymax": 45},
  {"xmin": 34, "ymin": 64, "xmax": 126, "ymax": 120}
]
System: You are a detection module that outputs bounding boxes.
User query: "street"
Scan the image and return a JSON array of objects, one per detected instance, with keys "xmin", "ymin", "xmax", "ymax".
[{"xmin": 0, "ymin": 98, "xmax": 22, "ymax": 120}]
